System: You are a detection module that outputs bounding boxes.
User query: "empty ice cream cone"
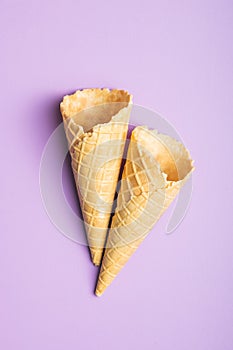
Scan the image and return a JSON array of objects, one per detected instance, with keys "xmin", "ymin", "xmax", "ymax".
[
  {"xmin": 95, "ymin": 126, "xmax": 194, "ymax": 295},
  {"xmin": 60, "ymin": 88, "xmax": 132, "ymax": 266}
]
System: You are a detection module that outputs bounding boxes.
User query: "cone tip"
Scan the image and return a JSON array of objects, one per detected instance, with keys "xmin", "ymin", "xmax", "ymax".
[
  {"xmin": 90, "ymin": 248, "xmax": 103, "ymax": 267},
  {"xmin": 95, "ymin": 289, "xmax": 102, "ymax": 297}
]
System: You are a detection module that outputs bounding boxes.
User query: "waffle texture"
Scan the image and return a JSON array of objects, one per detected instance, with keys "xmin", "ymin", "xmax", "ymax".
[
  {"xmin": 95, "ymin": 126, "xmax": 194, "ymax": 295},
  {"xmin": 60, "ymin": 88, "xmax": 132, "ymax": 266}
]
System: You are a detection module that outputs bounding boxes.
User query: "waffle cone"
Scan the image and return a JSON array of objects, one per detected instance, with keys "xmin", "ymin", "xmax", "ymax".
[
  {"xmin": 60, "ymin": 88, "xmax": 132, "ymax": 266},
  {"xmin": 96, "ymin": 126, "xmax": 194, "ymax": 295}
]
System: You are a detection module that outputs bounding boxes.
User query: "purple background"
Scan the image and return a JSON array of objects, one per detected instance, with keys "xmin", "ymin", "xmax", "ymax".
[{"xmin": 1, "ymin": 1, "xmax": 233, "ymax": 349}]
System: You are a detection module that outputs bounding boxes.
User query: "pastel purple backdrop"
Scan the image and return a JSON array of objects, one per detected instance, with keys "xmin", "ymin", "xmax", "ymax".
[{"xmin": 1, "ymin": 1, "xmax": 233, "ymax": 349}]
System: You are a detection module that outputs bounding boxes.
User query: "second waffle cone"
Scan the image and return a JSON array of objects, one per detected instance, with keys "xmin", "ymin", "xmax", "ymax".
[{"xmin": 96, "ymin": 126, "xmax": 194, "ymax": 295}]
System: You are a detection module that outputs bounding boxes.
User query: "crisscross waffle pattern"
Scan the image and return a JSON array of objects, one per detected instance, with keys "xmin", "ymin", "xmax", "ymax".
[
  {"xmin": 60, "ymin": 89, "xmax": 132, "ymax": 266},
  {"xmin": 96, "ymin": 126, "xmax": 194, "ymax": 295}
]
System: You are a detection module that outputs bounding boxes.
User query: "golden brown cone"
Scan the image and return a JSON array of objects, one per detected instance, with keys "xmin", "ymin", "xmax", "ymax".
[
  {"xmin": 95, "ymin": 126, "xmax": 194, "ymax": 295},
  {"xmin": 60, "ymin": 88, "xmax": 132, "ymax": 266}
]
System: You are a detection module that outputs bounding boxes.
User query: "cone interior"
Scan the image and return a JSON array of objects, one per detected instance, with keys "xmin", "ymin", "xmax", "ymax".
[
  {"xmin": 60, "ymin": 88, "xmax": 131, "ymax": 132},
  {"xmin": 133, "ymin": 127, "xmax": 193, "ymax": 183}
]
